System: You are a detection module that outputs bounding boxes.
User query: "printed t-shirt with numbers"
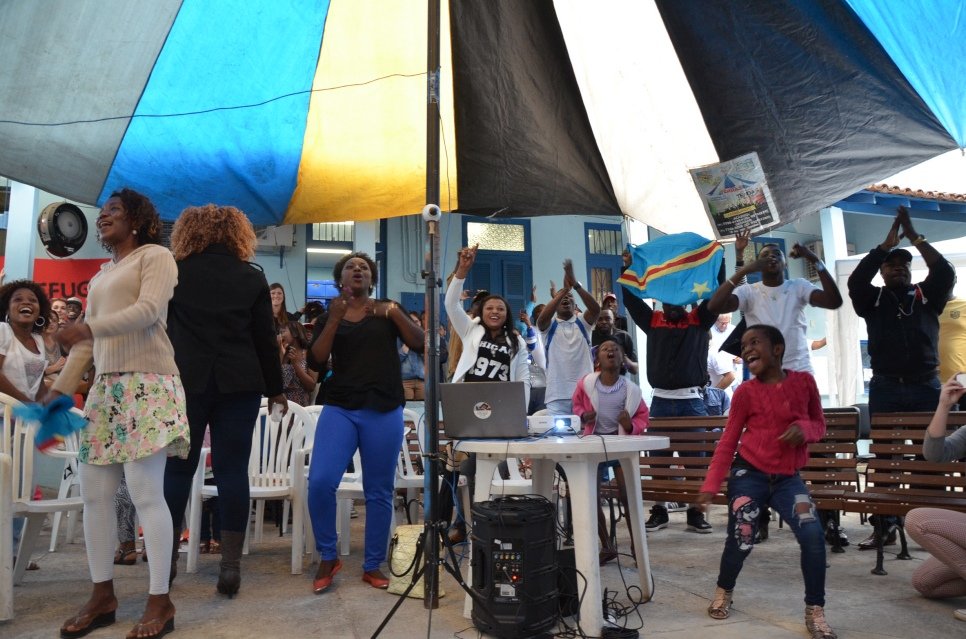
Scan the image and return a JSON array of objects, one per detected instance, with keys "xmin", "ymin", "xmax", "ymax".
[{"xmin": 463, "ymin": 336, "xmax": 512, "ymax": 382}]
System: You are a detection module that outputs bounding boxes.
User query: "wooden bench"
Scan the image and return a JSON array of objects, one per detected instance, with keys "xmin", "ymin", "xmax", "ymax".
[
  {"xmin": 637, "ymin": 416, "xmax": 729, "ymax": 506},
  {"xmin": 840, "ymin": 411, "xmax": 966, "ymax": 575},
  {"xmin": 799, "ymin": 408, "xmax": 862, "ymax": 552}
]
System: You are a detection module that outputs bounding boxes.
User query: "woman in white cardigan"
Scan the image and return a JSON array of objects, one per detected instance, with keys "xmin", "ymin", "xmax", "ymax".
[{"xmin": 439, "ymin": 245, "xmax": 530, "ymax": 542}]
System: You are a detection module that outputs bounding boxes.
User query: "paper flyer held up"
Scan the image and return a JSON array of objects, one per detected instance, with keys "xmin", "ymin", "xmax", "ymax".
[{"xmin": 689, "ymin": 152, "xmax": 780, "ymax": 240}]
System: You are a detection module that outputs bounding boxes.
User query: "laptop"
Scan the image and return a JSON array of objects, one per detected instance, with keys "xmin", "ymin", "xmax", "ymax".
[{"xmin": 440, "ymin": 381, "xmax": 529, "ymax": 439}]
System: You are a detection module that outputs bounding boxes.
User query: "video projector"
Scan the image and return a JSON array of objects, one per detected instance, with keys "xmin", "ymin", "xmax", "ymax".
[{"xmin": 527, "ymin": 414, "xmax": 580, "ymax": 436}]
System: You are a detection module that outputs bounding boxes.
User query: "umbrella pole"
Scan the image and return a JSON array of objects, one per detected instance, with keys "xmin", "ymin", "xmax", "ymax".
[{"xmin": 422, "ymin": 0, "xmax": 442, "ymax": 611}]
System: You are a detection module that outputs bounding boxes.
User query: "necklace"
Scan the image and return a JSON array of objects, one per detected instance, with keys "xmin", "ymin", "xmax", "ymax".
[{"xmin": 890, "ymin": 287, "xmax": 917, "ymax": 320}]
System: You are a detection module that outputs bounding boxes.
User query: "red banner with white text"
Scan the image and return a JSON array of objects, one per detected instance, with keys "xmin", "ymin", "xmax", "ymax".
[{"xmin": 0, "ymin": 257, "xmax": 108, "ymax": 306}]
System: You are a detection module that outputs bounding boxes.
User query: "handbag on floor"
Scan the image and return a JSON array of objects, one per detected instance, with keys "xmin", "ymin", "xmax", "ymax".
[{"xmin": 388, "ymin": 524, "xmax": 445, "ymax": 598}]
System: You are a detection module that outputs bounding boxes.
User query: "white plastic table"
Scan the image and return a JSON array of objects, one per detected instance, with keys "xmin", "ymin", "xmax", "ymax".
[{"xmin": 455, "ymin": 434, "xmax": 669, "ymax": 637}]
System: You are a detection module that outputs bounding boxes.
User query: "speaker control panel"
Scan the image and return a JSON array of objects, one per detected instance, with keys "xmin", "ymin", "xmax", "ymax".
[{"xmin": 492, "ymin": 548, "xmax": 523, "ymax": 600}]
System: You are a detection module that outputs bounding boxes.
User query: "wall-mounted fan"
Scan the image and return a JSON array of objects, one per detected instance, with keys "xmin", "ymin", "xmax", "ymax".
[{"xmin": 38, "ymin": 202, "xmax": 88, "ymax": 257}]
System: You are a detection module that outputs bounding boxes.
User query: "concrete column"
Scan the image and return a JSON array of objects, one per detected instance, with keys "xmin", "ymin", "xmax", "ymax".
[
  {"xmin": 353, "ymin": 220, "xmax": 377, "ymax": 256},
  {"xmin": 819, "ymin": 206, "xmax": 848, "ymax": 268},
  {"xmin": 5, "ymin": 181, "xmax": 40, "ymax": 280}
]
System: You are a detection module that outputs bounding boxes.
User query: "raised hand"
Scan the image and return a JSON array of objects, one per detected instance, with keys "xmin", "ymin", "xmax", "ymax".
[
  {"xmin": 879, "ymin": 217, "xmax": 901, "ymax": 251},
  {"xmin": 621, "ymin": 249, "xmax": 632, "ymax": 269},
  {"xmin": 896, "ymin": 205, "xmax": 917, "ymax": 240},
  {"xmin": 549, "ymin": 280, "xmax": 557, "ymax": 298},
  {"xmin": 734, "ymin": 229, "xmax": 750, "ymax": 258},
  {"xmin": 455, "ymin": 245, "xmax": 478, "ymax": 279},
  {"xmin": 518, "ymin": 309, "xmax": 531, "ymax": 327},
  {"xmin": 789, "ymin": 242, "xmax": 818, "ymax": 262},
  {"xmin": 562, "ymin": 259, "xmax": 576, "ymax": 290}
]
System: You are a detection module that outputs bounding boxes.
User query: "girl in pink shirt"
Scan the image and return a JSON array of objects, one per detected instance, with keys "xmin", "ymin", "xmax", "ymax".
[{"xmin": 696, "ymin": 324, "xmax": 835, "ymax": 639}]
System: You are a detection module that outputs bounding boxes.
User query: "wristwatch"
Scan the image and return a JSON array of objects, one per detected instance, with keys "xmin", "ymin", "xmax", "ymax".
[{"xmin": 573, "ymin": 281, "xmax": 583, "ymax": 291}]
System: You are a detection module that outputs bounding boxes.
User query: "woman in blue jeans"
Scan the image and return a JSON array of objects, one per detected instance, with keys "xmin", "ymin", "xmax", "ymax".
[
  {"xmin": 697, "ymin": 325, "xmax": 836, "ymax": 639},
  {"xmin": 307, "ymin": 252, "xmax": 424, "ymax": 594},
  {"xmin": 164, "ymin": 204, "xmax": 287, "ymax": 598}
]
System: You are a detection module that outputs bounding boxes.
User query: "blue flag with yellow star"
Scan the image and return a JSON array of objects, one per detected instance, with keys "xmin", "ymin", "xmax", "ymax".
[{"xmin": 618, "ymin": 233, "xmax": 723, "ymax": 306}]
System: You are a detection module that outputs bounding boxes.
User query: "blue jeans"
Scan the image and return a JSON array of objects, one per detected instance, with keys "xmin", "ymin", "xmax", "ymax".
[
  {"xmin": 868, "ymin": 375, "xmax": 941, "ymax": 414},
  {"xmin": 164, "ymin": 383, "xmax": 262, "ymax": 533},
  {"xmin": 716, "ymin": 463, "xmax": 827, "ymax": 606},
  {"xmin": 307, "ymin": 405, "xmax": 404, "ymax": 571},
  {"xmin": 649, "ymin": 396, "xmax": 708, "ymax": 418},
  {"xmin": 649, "ymin": 396, "xmax": 708, "ymax": 460}
]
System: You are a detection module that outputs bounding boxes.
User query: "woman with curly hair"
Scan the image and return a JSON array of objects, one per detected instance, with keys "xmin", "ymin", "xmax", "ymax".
[
  {"xmin": 53, "ymin": 188, "xmax": 189, "ymax": 639},
  {"xmin": 0, "ymin": 279, "xmax": 51, "ymax": 402},
  {"xmin": 163, "ymin": 203, "xmax": 286, "ymax": 598},
  {"xmin": 306, "ymin": 251, "xmax": 424, "ymax": 594}
]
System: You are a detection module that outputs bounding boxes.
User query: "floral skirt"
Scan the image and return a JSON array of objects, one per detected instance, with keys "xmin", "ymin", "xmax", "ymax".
[{"xmin": 79, "ymin": 372, "xmax": 191, "ymax": 465}]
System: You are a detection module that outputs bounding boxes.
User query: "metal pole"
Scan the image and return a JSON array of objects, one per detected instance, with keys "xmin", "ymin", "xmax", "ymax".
[{"xmin": 422, "ymin": 0, "xmax": 442, "ymax": 610}]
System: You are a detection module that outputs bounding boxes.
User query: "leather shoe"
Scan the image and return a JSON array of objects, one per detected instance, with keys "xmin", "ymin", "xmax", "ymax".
[
  {"xmin": 857, "ymin": 528, "xmax": 897, "ymax": 550},
  {"xmin": 599, "ymin": 547, "xmax": 618, "ymax": 566},
  {"xmin": 448, "ymin": 523, "xmax": 467, "ymax": 545},
  {"xmin": 312, "ymin": 559, "xmax": 342, "ymax": 594},
  {"xmin": 362, "ymin": 569, "xmax": 390, "ymax": 589}
]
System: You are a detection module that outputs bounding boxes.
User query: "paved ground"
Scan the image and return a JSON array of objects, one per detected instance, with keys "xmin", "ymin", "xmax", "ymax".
[{"xmin": 4, "ymin": 505, "xmax": 964, "ymax": 639}]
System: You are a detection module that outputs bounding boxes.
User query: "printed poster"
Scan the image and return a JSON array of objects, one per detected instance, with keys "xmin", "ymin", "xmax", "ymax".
[{"xmin": 689, "ymin": 152, "xmax": 780, "ymax": 240}]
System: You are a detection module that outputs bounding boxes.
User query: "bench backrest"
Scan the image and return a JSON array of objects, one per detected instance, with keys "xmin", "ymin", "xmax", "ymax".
[
  {"xmin": 801, "ymin": 408, "xmax": 861, "ymax": 509},
  {"xmin": 635, "ymin": 409, "xmax": 864, "ymax": 507},
  {"xmin": 639, "ymin": 416, "xmax": 728, "ymax": 504},
  {"xmin": 857, "ymin": 411, "xmax": 966, "ymax": 515}
]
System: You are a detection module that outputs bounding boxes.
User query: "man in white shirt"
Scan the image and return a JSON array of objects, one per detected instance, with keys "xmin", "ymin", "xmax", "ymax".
[
  {"xmin": 536, "ymin": 259, "xmax": 600, "ymax": 416},
  {"xmin": 709, "ymin": 313, "xmax": 740, "ymax": 395},
  {"xmin": 707, "ymin": 242, "xmax": 842, "ymax": 375}
]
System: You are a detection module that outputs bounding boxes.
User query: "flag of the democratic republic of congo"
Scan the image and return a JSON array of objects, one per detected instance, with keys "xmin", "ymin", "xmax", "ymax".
[{"xmin": 618, "ymin": 233, "xmax": 723, "ymax": 306}]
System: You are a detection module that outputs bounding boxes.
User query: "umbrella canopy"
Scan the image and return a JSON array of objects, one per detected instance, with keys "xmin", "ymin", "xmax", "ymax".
[{"xmin": 0, "ymin": 0, "xmax": 963, "ymax": 231}]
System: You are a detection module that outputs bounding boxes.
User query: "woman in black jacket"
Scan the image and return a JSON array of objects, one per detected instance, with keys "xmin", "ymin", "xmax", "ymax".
[{"xmin": 163, "ymin": 204, "xmax": 286, "ymax": 598}]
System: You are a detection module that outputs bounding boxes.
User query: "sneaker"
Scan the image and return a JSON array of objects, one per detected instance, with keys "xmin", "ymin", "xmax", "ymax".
[
  {"xmin": 666, "ymin": 502, "xmax": 688, "ymax": 513},
  {"xmin": 686, "ymin": 508, "xmax": 713, "ymax": 534},
  {"xmin": 644, "ymin": 505, "xmax": 669, "ymax": 531},
  {"xmin": 825, "ymin": 522, "xmax": 849, "ymax": 547},
  {"xmin": 805, "ymin": 604, "xmax": 838, "ymax": 639}
]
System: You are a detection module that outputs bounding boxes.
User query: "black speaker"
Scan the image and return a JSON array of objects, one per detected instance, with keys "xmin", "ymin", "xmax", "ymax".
[{"xmin": 470, "ymin": 496, "xmax": 558, "ymax": 638}]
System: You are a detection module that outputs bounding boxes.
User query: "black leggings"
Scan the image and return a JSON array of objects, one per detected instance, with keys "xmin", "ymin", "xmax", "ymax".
[{"xmin": 164, "ymin": 379, "xmax": 262, "ymax": 534}]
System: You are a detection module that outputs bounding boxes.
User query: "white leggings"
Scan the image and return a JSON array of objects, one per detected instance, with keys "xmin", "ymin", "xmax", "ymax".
[{"xmin": 80, "ymin": 452, "xmax": 172, "ymax": 595}]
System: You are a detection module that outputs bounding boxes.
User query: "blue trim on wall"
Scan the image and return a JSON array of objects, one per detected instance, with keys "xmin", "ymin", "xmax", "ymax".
[{"xmin": 834, "ymin": 190, "xmax": 966, "ymax": 223}]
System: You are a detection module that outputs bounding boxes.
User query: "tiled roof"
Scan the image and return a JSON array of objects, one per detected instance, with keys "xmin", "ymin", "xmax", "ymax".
[{"xmin": 867, "ymin": 183, "xmax": 966, "ymax": 203}]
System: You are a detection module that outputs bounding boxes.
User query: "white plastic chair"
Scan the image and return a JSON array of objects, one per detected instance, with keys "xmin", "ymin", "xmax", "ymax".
[
  {"xmin": 185, "ymin": 401, "xmax": 310, "ymax": 575},
  {"xmin": 1, "ymin": 451, "xmax": 13, "ymax": 621},
  {"xmin": 397, "ymin": 410, "xmax": 425, "ymax": 515},
  {"xmin": 334, "ymin": 426, "xmax": 407, "ymax": 557},
  {"xmin": 1, "ymin": 394, "xmax": 84, "ymax": 585},
  {"xmin": 45, "ymin": 415, "xmax": 84, "ymax": 552},
  {"xmin": 334, "ymin": 448, "xmax": 365, "ymax": 556}
]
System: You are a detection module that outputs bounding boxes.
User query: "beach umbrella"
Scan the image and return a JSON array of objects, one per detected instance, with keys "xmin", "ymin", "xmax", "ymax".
[{"xmin": 0, "ymin": 0, "xmax": 962, "ymax": 233}]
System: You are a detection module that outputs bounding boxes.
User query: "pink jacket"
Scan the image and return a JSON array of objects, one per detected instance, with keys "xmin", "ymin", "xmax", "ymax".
[{"xmin": 572, "ymin": 372, "xmax": 649, "ymax": 436}]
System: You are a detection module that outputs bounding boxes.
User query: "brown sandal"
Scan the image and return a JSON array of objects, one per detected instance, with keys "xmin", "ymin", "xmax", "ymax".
[
  {"xmin": 114, "ymin": 542, "xmax": 138, "ymax": 566},
  {"xmin": 708, "ymin": 586, "xmax": 733, "ymax": 620}
]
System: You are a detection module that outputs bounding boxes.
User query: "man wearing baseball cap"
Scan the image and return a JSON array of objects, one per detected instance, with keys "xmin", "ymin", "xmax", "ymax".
[
  {"xmin": 65, "ymin": 297, "xmax": 84, "ymax": 322},
  {"xmin": 848, "ymin": 205, "xmax": 955, "ymax": 548}
]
